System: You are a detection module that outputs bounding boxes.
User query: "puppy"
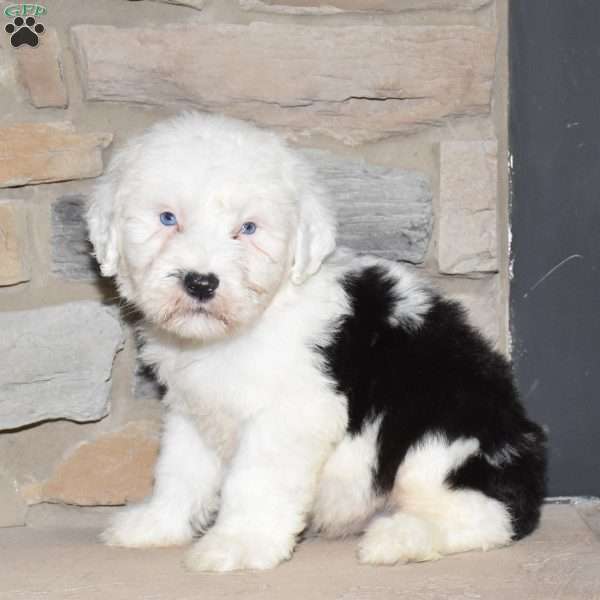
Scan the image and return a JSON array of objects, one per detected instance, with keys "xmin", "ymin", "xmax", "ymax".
[{"xmin": 87, "ymin": 112, "xmax": 546, "ymax": 571}]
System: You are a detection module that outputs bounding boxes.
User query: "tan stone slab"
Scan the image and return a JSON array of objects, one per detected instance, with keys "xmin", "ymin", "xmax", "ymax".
[
  {"xmin": 439, "ymin": 140, "xmax": 499, "ymax": 274},
  {"xmin": 241, "ymin": 0, "xmax": 491, "ymax": 14},
  {"xmin": 0, "ymin": 505, "xmax": 598, "ymax": 600},
  {"xmin": 72, "ymin": 24, "xmax": 496, "ymax": 145},
  {"xmin": 0, "ymin": 122, "xmax": 112, "ymax": 187},
  {"xmin": 16, "ymin": 28, "xmax": 68, "ymax": 108},
  {"xmin": 0, "ymin": 200, "xmax": 28, "ymax": 286},
  {"xmin": 39, "ymin": 421, "xmax": 160, "ymax": 506}
]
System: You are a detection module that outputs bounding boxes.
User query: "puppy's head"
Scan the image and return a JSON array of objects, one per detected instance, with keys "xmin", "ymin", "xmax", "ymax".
[{"xmin": 87, "ymin": 113, "xmax": 336, "ymax": 340}]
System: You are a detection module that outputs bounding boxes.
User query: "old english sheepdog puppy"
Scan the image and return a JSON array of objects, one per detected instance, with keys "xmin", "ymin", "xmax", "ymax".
[{"xmin": 87, "ymin": 112, "xmax": 546, "ymax": 571}]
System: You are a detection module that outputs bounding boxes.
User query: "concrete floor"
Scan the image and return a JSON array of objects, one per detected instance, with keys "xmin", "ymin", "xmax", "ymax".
[{"xmin": 1, "ymin": 502, "xmax": 599, "ymax": 600}]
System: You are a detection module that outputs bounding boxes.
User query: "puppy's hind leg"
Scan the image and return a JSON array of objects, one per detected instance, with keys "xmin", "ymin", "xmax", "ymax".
[
  {"xmin": 102, "ymin": 410, "xmax": 222, "ymax": 548},
  {"xmin": 358, "ymin": 434, "xmax": 514, "ymax": 565}
]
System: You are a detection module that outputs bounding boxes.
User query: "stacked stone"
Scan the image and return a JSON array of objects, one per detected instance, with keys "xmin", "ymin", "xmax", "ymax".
[{"xmin": 0, "ymin": 0, "xmax": 503, "ymax": 526}]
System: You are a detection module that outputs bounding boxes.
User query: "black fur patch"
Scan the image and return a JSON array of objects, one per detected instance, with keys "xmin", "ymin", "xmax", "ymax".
[{"xmin": 317, "ymin": 265, "xmax": 547, "ymax": 540}]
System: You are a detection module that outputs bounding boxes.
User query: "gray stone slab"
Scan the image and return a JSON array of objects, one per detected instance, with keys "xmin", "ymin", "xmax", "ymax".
[
  {"xmin": 0, "ymin": 301, "xmax": 124, "ymax": 430},
  {"xmin": 52, "ymin": 195, "xmax": 101, "ymax": 281},
  {"xmin": 0, "ymin": 505, "xmax": 598, "ymax": 600},
  {"xmin": 72, "ymin": 23, "xmax": 496, "ymax": 145},
  {"xmin": 305, "ymin": 150, "xmax": 432, "ymax": 263}
]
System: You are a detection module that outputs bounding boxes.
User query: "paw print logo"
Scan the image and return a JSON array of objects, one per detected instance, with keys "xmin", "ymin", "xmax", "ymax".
[{"xmin": 5, "ymin": 16, "xmax": 44, "ymax": 48}]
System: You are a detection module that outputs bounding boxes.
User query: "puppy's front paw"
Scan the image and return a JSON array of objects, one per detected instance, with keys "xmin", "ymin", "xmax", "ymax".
[
  {"xmin": 101, "ymin": 503, "xmax": 193, "ymax": 548},
  {"xmin": 185, "ymin": 530, "xmax": 293, "ymax": 572}
]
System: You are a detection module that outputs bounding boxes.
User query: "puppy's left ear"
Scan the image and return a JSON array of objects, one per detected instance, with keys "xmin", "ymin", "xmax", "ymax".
[{"xmin": 291, "ymin": 184, "xmax": 336, "ymax": 285}]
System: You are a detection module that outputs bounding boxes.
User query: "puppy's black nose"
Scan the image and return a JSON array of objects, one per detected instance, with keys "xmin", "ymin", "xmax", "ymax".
[{"xmin": 183, "ymin": 271, "xmax": 219, "ymax": 302}]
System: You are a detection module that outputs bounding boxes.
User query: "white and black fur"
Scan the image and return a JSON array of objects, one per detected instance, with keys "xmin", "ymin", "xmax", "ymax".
[
  {"xmin": 88, "ymin": 113, "xmax": 546, "ymax": 571},
  {"xmin": 316, "ymin": 260, "xmax": 546, "ymax": 543}
]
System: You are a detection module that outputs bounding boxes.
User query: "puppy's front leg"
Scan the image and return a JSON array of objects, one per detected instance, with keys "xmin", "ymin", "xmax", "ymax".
[
  {"xmin": 102, "ymin": 410, "xmax": 222, "ymax": 548},
  {"xmin": 185, "ymin": 406, "xmax": 336, "ymax": 571}
]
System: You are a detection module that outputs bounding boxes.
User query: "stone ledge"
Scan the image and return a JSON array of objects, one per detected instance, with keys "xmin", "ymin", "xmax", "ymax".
[
  {"xmin": 1, "ymin": 506, "xmax": 599, "ymax": 599},
  {"xmin": 72, "ymin": 23, "xmax": 496, "ymax": 145}
]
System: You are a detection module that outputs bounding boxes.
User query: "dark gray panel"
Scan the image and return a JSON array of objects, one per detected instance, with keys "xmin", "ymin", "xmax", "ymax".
[{"xmin": 510, "ymin": 1, "xmax": 600, "ymax": 495}]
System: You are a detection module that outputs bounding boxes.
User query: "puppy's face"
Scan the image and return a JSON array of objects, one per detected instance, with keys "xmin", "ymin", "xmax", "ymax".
[
  {"xmin": 119, "ymin": 164, "xmax": 296, "ymax": 339},
  {"xmin": 88, "ymin": 114, "xmax": 336, "ymax": 341}
]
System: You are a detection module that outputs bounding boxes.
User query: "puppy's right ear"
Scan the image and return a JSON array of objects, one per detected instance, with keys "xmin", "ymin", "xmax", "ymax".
[
  {"xmin": 86, "ymin": 169, "xmax": 120, "ymax": 278},
  {"xmin": 86, "ymin": 138, "xmax": 142, "ymax": 277}
]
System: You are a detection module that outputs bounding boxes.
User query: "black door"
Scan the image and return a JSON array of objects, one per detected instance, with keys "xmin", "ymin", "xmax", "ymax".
[{"xmin": 510, "ymin": 1, "xmax": 600, "ymax": 496}]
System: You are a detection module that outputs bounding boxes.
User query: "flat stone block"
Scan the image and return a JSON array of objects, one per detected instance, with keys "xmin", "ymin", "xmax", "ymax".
[
  {"xmin": 304, "ymin": 150, "xmax": 432, "ymax": 262},
  {"xmin": 438, "ymin": 140, "xmax": 498, "ymax": 274},
  {"xmin": 0, "ymin": 199, "xmax": 29, "ymax": 286},
  {"xmin": 72, "ymin": 24, "xmax": 496, "ymax": 145},
  {"xmin": 0, "ymin": 301, "xmax": 124, "ymax": 430},
  {"xmin": 0, "ymin": 122, "xmax": 112, "ymax": 188},
  {"xmin": 16, "ymin": 28, "xmax": 68, "ymax": 108},
  {"xmin": 40, "ymin": 421, "xmax": 159, "ymax": 506}
]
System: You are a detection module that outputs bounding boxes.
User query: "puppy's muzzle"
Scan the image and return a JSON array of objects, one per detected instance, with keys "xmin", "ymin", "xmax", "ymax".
[{"xmin": 183, "ymin": 271, "xmax": 219, "ymax": 302}]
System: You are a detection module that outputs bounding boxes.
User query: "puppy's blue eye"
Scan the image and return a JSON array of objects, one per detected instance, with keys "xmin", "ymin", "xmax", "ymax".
[
  {"xmin": 240, "ymin": 222, "xmax": 257, "ymax": 235},
  {"xmin": 160, "ymin": 211, "xmax": 177, "ymax": 227}
]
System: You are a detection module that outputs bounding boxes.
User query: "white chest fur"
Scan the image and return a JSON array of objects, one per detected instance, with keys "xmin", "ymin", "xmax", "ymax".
[{"xmin": 141, "ymin": 259, "xmax": 351, "ymax": 461}]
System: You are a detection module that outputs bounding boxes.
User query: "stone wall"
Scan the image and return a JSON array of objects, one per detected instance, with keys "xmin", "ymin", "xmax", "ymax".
[{"xmin": 0, "ymin": 0, "xmax": 508, "ymax": 524}]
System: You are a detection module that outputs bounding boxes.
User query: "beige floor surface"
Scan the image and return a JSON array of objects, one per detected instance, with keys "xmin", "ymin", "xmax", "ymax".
[{"xmin": 1, "ymin": 503, "xmax": 599, "ymax": 600}]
